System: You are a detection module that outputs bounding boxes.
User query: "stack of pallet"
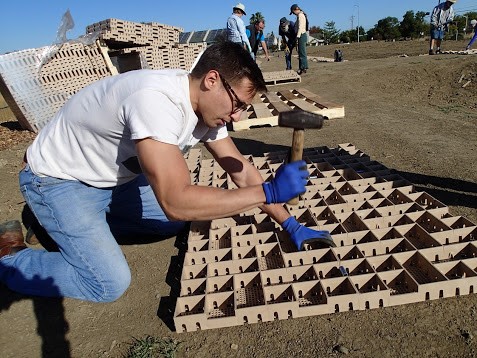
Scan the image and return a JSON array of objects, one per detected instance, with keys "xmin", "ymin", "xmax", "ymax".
[
  {"xmin": 0, "ymin": 18, "xmax": 206, "ymax": 132},
  {"xmin": 0, "ymin": 42, "xmax": 113, "ymax": 132},
  {"xmin": 87, "ymin": 18, "xmax": 206, "ymax": 72},
  {"xmin": 86, "ymin": 19, "xmax": 181, "ymax": 47}
]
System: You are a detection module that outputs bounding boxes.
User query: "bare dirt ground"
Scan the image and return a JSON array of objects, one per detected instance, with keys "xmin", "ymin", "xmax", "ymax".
[{"xmin": 1, "ymin": 39, "xmax": 476, "ymax": 358}]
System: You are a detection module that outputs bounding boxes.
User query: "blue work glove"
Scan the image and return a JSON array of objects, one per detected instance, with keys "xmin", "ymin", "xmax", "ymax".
[
  {"xmin": 282, "ymin": 216, "xmax": 335, "ymax": 251},
  {"xmin": 262, "ymin": 160, "xmax": 308, "ymax": 204}
]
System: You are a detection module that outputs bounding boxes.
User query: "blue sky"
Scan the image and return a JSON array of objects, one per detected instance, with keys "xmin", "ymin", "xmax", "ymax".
[{"xmin": 1, "ymin": 1, "xmax": 476, "ymax": 54}]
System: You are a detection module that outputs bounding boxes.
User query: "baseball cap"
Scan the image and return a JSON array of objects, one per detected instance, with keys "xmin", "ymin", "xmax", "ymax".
[
  {"xmin": 233, "ymin": 3, "xmax": 246, "ymax": 15},
  {"xmin": 280, "ymin": 17, "xmax": 288, "ymax": 24},
  {"xmin": 290, "ymin": 4, "xmax": 300, "ymax": 15}
]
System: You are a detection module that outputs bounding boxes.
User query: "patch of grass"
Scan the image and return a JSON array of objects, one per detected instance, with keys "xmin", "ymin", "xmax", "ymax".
[
  {"xmin": 437, "ymin": 104, "xmax": 463, "ymax": 114},
  {"xmin": 125, "ymin": 336, "xmax": 181, "ymax": 358}
]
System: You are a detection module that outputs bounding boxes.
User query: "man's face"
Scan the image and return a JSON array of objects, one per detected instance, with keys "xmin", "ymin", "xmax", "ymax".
[
  {"xmin": 255, "ymin": 22, "xmax": 265, "ymax": 31},
  {"xmin": 200, "ymin": 73, "xmax": 255, "ymax": 128}
]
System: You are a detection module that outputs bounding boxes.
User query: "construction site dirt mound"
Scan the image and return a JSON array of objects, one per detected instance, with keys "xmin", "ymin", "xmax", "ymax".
[{"xmin": 1, "ymin": 39, "xmax": 476, "ymax": 357}]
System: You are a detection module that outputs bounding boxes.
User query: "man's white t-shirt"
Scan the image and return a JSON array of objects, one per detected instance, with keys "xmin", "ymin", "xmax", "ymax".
[{"xmin": 27, "ymin": 69, "xmax": 228, "ymax": 187}]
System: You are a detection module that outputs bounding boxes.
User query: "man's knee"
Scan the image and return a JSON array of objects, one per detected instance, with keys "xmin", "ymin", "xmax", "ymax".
[{"xmin": 90, "ymin": 267, "xmax": 132, "ymax": 303}]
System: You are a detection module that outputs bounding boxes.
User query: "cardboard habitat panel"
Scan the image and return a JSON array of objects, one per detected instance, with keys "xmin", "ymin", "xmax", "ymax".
[{"xmin": 175, "ymin": 144, "xmax": 477, "ymax": 333}]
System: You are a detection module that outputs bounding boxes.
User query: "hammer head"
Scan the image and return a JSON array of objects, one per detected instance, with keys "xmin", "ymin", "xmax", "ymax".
[{"xmin": 278, "ymin": 110, "xmax": 325, "ymax": 129}]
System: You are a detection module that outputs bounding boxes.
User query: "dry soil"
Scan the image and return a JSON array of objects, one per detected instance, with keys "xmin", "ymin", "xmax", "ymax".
[{"xmin": 0, "ymin": 39, "xmax": 476, "ymax": 358}]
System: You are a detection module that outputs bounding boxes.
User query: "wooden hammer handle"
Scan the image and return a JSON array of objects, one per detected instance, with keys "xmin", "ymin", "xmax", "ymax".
[{"xmin": 288, "ymin": 128, "xmax": 304, "ymax": 205}]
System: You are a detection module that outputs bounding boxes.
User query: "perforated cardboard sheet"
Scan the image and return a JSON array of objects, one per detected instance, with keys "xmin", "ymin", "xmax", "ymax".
[{"xmin": 174, "ymin": 144, "xmax": 477, "ymax": 333}]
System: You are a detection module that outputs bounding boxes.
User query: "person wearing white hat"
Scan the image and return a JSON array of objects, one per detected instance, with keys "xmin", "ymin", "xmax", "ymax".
[
  {"xmin": 227, "ymin": 3, "xmax": 252, "ymax": 53},
  {"xmin": 429, "ymin": 0, "xmax": 457, "ymax": 55},
  {"xmin": 465, "ymin": 19, "xmax": 477, "ymax": 50}
]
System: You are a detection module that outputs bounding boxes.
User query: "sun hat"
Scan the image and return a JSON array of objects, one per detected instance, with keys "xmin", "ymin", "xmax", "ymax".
[
  {"xmin": 233, "ymin": 3, "xmax": 246, "ymax": 15},
  {"xmin": 471, "ymin": 19, "xmax": 477, "ymax": 27},
  {"xmin": 447, "ymin": 0, "xmax": 457, "ymax": 3},
  {"xmin": 290, "ymin": 4, "xmax": 300, "ymax": 15}
]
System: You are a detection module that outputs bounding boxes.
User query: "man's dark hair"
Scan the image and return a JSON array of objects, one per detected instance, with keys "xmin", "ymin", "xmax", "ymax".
[{"xmin": 190, "ymin": 41, "xmax": 267, "ymax": 94}]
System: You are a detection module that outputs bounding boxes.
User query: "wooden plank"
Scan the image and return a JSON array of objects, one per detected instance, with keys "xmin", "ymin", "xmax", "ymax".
[
  {"xmin": 252, "ymin": 93, "xmax": 264, "ymax": 104},
  {"xmin": 269, "ymin": 101, "xmax": 293, "ymax": 114},
  {"xmin": 262, "ymin": 93, "xmax": 293, "ymax": 113},
  {"xmin": 230, "ymin": 114, "xmax": 278, "ymax": 131},
  {"xmin": 294, "ymin": 88, "xmax": 340, "ymax": 109},
  {"xmin": 279, "ymin": 89, "xmax": 345, "ymax": 119},
  {"xmin": 252, "ymin": 103, "xmax": 273, "ymax": 118},
  {"xmin": 96, "ymin": 40, "xmax": 119, "ymax": 76},
  {"xmin": 289, "ymin": 98, "xmax": 323, "ymax": 113},
  {"xmin": 277, "ymin": 89, "xmax": 299, "ymax": 102},
  {"xmin": 263, "ymin": 70, "xmax": 301, "ymax": 86},
  {"xmin": 277, "ymin": 90, "xmax": 321, "ymax": 112},
  {"xmin": 230, "ymin": 88, "xmax": 345, "ymax": 131},
  {"xmin": 262, "ymin": 92, "xmax": 282, "ymax": 102}
]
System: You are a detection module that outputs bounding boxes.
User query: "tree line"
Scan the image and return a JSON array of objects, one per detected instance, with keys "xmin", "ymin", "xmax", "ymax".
[{"xmin": 309, "ymin": 10, "xmax": 477, "ymax": 44}]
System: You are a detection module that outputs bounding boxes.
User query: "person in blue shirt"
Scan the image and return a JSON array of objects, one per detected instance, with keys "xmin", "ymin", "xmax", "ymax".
[
  {"xmin": 246, "ymin": 20, "xmax": 270, "ymax": 61},
  {"xmin": 279, "ymin": 17, "xmax": 297, "ymax": 70},
  {"xmin": 465, "ymin": 19, "xmax": 477, "ymax": 50}
]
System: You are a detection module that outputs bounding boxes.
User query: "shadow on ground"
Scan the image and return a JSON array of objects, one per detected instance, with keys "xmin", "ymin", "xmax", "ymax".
[
  {"xmin": 231, "ymin": 137, "xmax": 289, "ymax": 156},
  {"xmin": 0, "ymin": 267, "xmax": 70, "ymax": 357},
  {"xmin": 0, "ymin": 121, "xmax": 24, "ymax": 131},
  {"xmin": 157, "ymin": 224, "xmax": 190, "ymax": 332},
  {"xmin": 396, "ymin": 170, "xmax": 477, "ymax": 210}
]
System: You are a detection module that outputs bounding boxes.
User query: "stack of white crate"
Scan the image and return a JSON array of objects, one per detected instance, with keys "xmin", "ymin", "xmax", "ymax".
[{"xmin": 0, "ymin": 18, "xmax": 206, "ymax": 132}]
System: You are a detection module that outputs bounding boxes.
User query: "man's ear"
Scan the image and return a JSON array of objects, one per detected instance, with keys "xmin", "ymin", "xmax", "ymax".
[{"xmin": 203, "ymin": 70, "xmax": 220, "ymax": 90}]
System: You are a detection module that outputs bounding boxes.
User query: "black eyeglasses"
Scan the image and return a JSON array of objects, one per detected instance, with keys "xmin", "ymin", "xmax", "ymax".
[{"xmin": 219, "ymin": 73, "xmax": 249, "ymax": 114}]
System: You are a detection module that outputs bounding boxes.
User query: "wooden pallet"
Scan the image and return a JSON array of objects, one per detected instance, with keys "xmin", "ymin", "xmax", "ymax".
[
  {"xmin": 262, "ymin": 70, "xmax": 301, "ymax": 86},
  {"xmin": 229, "ymin": 88, "xmax": 345, "ymax": 131}
]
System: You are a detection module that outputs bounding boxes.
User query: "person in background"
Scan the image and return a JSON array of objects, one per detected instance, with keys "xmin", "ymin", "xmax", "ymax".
[
  {"xmin": 429, "ymin": 0, "xmax": 456, "ymax": 55},
  {"xmin": 246, "ymin": 19, "xmax": 271, "ymax": 62},
  {"xmin": 465, "ymin": 19, "xmax": 477, "ymax": 50},
  {"xmin": 227, "ymin": 3, "xmax": 252, "ymax": 53},
  {"xmin": 290, "ymin": 3, "xmax": 308, "ymax": 75},
  {"xmin": 279, "ymin": 17, "xmax": 297, "ymax": 70},
  {"xmin": 0, "ymin": 41, "xmax": 332, "ymax": 302}
]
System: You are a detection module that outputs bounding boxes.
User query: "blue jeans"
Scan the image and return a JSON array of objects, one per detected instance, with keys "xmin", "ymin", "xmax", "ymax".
[
  {"xmin": 431, "ymin": 27, "xmax": 445, "ymax": 40},
  {"xmin": 298, "ymin": 34, "xmax": 308, "ymax": 70},
  {"xmin": 285, "ymin": 40, "xmax": 294, "ymax": 70},
  {"xmin": 0, "ymin": 165, "xmax": 185, "ymax": 302}
]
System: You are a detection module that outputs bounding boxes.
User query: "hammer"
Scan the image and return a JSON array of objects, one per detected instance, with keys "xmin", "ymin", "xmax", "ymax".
[{"xmin": 278, "ymin": 110, "xmax": 325, "ymax": 205}]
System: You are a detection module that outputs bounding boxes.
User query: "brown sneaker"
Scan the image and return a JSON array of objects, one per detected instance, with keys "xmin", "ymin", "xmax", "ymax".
[{"xmin": 0, "ymin": 220, "xmax": 27, "ymax": 258}]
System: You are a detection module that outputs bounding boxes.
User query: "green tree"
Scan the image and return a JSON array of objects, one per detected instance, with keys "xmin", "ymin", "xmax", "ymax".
[
  {"xmin": 373, "ymin": 16, "xmax": 401, "ymax": 40},
  {"xmin": 308, "ymin": 25, "xmax": 323, "ymax": 35},
  {"xmin": 400, "ymin": 10, "xmax": 428, "ymax": 39},
  {"xmin": 249, "ymin": 12, "xmax": 264, "ymax": 25},
  {"xmin": 366, "ymin": 27, "xmax": 378, "ymax": 40},
  {"xmin": 322, "ymin": 21, "xmax": 340, "ymax": 44},
  {"xmin": 344, "ymin": 26, "xmax": 366, "ymax": 42},
  {"xmin": 400, "ymin": 10, "xmax": 416, "ymax": 38},
  {"xmin": 340, "ymin": 30, "xmax": 354, "ymax": 43}
]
